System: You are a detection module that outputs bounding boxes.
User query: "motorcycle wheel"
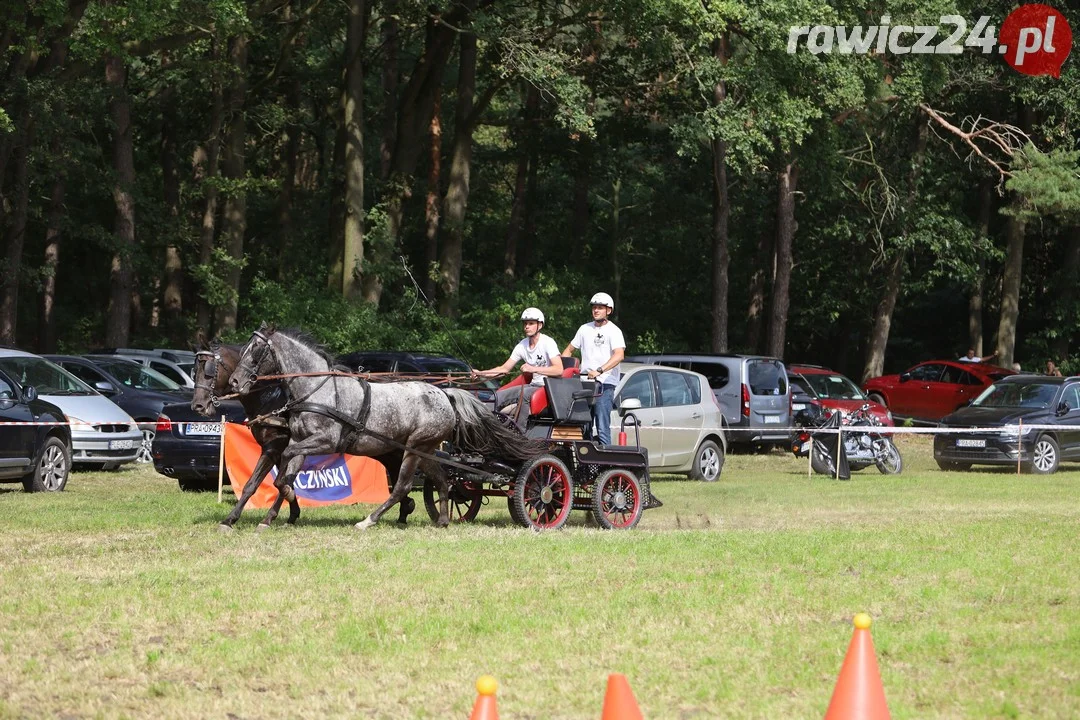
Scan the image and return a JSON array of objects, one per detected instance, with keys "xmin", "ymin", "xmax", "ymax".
[
  {"xmin": 810, "ymin": 443, "xmax": 837, "ymax": 477},
  {"xmin": 875, "ymin": 440, "xmax": 903, "ymax": 475}
]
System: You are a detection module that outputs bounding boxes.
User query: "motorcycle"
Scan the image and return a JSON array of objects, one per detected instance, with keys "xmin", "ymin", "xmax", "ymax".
[{"xmin": 792, "ymin": 403, "xmax": 902, "ymax": 477}]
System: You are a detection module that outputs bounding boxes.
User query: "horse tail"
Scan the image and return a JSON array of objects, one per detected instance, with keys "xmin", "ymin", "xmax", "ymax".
[{"xmin": 444, "ymin": 389, "xmax": 547, "ymax": 464}]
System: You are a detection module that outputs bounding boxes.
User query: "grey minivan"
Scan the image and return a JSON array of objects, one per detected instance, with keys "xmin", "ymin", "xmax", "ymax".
[{"xmin": 623, "ymin": 354, "xmax": 791, "ymax": 448}]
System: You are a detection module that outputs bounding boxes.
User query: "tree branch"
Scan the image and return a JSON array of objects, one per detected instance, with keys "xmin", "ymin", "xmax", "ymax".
[{"xmin": 919, "ymin": 103, "xmax": 1031, "ymax": 185}]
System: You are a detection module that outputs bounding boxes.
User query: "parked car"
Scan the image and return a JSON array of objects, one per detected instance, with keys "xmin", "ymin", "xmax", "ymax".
[
  {"xmin": 337, "ymin": 350, "xmax": 497, "ymax": 405},
  {"xmin": 863, "ymin": 360, "xmax": 1015, "ymax": 423},
  {"xmin": 610, "ymin": 363, "xmax": 728, "ymax": 481},
  {"xmin": 0, "ymin": 349, "xmax": 142, "ymax": 469},
  {"xmin": 787, "ymin": 364, "xmax": 892, "ymax": 425},
  {"xmin": 93, "ymin": 348, "xmax": 196, "ymax": 388},
  {"xmin": 152, "ymin": 400, "xmax": 247, "ymax": 491},
  {"xmin": 0, "ymin": 364, "xmax": 71, "ymax": 491},
  {"xmin": 935, "ymin": 375, "xmax": 1080, "ymax": 474},
  {"xmin": 623, "ymin": 353, "xmax": 791, "ymax": 448},
  {"xmin": 44, "ymin": 355, "xmax": 192, "ymax": 464}
]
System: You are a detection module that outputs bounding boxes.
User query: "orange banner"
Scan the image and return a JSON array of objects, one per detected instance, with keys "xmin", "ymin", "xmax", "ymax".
[{"xmin": 223, "ymin": 423, "xmax": 391, "ymax": 508}]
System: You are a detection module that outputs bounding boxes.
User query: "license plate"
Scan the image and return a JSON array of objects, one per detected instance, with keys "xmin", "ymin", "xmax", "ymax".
[
  {"xmin": 109, "ymin": 439, "xmax": 135, "ymax": 450},
  {"xmin": 792, "ymin": 403, "xmax": 806, "ymax": 411},
  {"xmin": 763, "ymin": 415, "xmax": 781, "ymax": 424},
  {"xmin": 187, "ymin": 422, "xmax": 223, "ymax": 436},
  {"xmin": 956, "ymin": 438, "xmax": 985, "ymax": 448}
]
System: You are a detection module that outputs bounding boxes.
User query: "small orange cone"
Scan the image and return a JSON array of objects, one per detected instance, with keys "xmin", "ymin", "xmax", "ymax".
[
  {"xmin": 469, "ymin": 675, "xmax": 499, "ymax": 720},
  {"xmin": 824, "ymin": 613, "xmax": 891, "ymax": 720},
  {"xmin": 601, "ymin": 673, "xmax": 644, "ymax": 719}
]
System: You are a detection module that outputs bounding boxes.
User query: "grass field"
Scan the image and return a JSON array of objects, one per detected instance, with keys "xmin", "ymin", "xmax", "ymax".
[{"xmin": 2, "ymin": 436, "xmax": 1079, "ymax": 719}]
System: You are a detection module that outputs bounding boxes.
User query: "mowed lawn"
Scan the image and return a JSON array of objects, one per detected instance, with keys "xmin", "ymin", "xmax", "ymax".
[{"xmin": 2, "ymin": 436, "xmax": 1079, "ymax": 719}]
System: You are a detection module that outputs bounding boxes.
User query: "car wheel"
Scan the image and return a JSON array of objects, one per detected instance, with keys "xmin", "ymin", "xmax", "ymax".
[
  {"xmin": 1026, "ymin": 435, "xmax": 1059, "ymax": 475},
  {"xmin": 136, "ymin": 428, "xmax": 155, "ymax": 463},
  {"xmin": 867, "ymin": 392, "xmax": 886, "ymax": 407},
  {"xmin": 688, "ymin": 439, "xmax": 724, "ymax": 482},
  {"xmin": 23, "ymin": 437, "xmax": 71, "ymax": 492},
  {"xmin": 935, "ymin": 459, "xmax": 972, "ymax": 472}
]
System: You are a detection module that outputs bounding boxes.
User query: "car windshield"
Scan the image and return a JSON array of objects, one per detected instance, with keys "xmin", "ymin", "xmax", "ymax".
[
  {"xmin": 972, "ymin": 381, "xmax": 1058, "ymax": 408},
  {"xmin": 94, "ymin": 360, "xmax": 181, "ymax": 390},
  {"xmin": 0, "ymin": 357, "xmax": 95, "ymax": 395},
  {"xmin": 800, "ymin": 373, "xmax": 865, "ymax": 400}
]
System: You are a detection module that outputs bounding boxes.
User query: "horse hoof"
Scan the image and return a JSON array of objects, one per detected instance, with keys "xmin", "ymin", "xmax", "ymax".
[
  {"xmin": 354, "ymin": 518, "xmax": 374, "ymax": 531},
  {"xmin": 217, "ymin": 524, "xmax": 234, "ymax": 534},
  {"xmin": 256, "ymin": 523, "xmax": 271, "ymax": 533}
]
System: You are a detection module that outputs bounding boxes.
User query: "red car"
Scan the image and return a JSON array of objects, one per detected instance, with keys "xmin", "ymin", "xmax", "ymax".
[
  {"xmin": 862, "ymin": 360, "xmax": 1016, "ymax": 422},
  {"xmin": 788, "ymin": 365, "xmax": 893, "ymax": 426}
]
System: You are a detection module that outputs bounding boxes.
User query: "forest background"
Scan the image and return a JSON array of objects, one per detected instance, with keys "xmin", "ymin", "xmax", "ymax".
[{"xmin": 2, "ymin": 0, "xmax": 1079, "ymax": 379}]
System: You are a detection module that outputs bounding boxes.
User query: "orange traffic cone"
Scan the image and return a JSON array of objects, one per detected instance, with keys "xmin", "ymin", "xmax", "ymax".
[
  {"xmin": 824, "ymin": 613, "xmax": 891, "ymax": 720},
  {"xmin": 601, "ymin": 673, "xmax": 644, "ymax": 720},
  {"xmin": 469, "ymin": 675, "xmax": 499, "ymax": 720}
]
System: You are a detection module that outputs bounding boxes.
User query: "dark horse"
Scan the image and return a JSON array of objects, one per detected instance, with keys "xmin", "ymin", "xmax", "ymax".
[
  {"xmin": 191, "ymin": 341, "xmax": 416, "ymax": 531},
  {"xmin": 226, "ymin": 326, "xmax": 543, "ymax": 528}
]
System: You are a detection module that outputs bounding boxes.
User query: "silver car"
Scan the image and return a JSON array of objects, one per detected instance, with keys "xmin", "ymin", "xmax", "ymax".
[
  {"xmin": 0, "ymin": 350, "xmax": 142, "ymax": 469},
  {"xmin": 610, "ymin": 364, "xmax": 727, "ymax": 481}
]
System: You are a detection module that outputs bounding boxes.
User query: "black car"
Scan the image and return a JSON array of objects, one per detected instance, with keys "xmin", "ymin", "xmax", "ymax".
[
  {"xmin": 45, "ymin": 355, "xmax": 192, "ymax": 465},
  {"xmin": 337, "ymin": 350, "xmax": 496, "ymax": 405},
  {"xmin": 151, "ymin": 400, "xmax": 247, "ymax": 491},
  {"xmin": 0, "ymin": 365, "xmax": 72, "ymax": 492},
  {"xmin": 935, "ymin": 375, "xmax": 1080, "ymax": 474}
]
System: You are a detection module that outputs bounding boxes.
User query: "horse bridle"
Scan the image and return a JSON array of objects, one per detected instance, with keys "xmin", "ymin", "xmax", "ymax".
[
  {"xmin": 195, "ymin": 350, "xmax": 225, "ymax": 407},
  {"xmin": 234, "ymin": 330, "xmax": 275, "ymax": 394}
]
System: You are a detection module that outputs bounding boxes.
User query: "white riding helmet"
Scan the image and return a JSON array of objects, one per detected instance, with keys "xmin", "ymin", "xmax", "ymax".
[
  {"xmin": 521, "ymin": 307, "xmax": 545, "ymax": 324},
  {"xmin": 590, "ymin": 292, "xmax": 614, "ymax": 310}
]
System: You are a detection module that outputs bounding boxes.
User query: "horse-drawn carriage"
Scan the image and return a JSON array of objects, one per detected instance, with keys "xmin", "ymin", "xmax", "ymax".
[
  {"xmin": 421, "ymin": 356, "xmax": 660, "ymax": 530},
  {"xmin": 195, "ymin": 327, "xmax": 660, "ymax": 532}
]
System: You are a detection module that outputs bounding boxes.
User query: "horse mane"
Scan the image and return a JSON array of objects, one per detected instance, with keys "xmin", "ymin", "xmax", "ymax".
[{"xmin": 275, "ymin": 327, "xmax": 348, "ymax": 371}]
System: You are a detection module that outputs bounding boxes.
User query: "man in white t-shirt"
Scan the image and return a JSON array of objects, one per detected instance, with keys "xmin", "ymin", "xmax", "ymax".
[
  {"xmin": 561, "ymin": 291, "xmax": 625, "ymax": 445},
  {"xmin": 474, "ymin": 307, "xmax": 563, "ymax": 426},
  {"xmin": 958, "ymin": 348, "xmax": 997, "ymax": 363}
]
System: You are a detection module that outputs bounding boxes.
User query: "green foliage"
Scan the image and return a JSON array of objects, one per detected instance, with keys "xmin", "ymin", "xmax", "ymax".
[{"xmin": 1006, "ymin": 146, "xmax": 1080, "ymax": 222}]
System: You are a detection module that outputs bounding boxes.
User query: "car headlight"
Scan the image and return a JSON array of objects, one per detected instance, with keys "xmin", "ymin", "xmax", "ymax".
[
  {"xmin": 886, "ymin": 410, "xmax": 893, "ymax": 421},
  {"xmin": 66, "ymin": 414, "xmax": 94, "ymax": 430},
  {"xmin": 1002, "ymin": 424, "xmax": 1033, "ymax": 436}
]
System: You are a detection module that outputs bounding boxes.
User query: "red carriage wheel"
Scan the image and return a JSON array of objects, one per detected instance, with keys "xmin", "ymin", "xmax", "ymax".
[
  {"xmin": 591, "ymin": 468, "xmax": 643, "ymax": 530},
  {"xmin": 512, "ymin": 454, "xmax": 573, "ymax": 530},
  {"xmin": 423, "ymin": 476, "xmax": 482, "ymax": 523}
]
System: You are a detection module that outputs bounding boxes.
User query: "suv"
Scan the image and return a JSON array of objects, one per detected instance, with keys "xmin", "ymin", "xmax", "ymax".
[
  {"xmin": 92, "ymin": 348, "xmax": 196, "ymax": 389},
  {"xmin": 337, "ymin": 351, "xmax": 496, "ymax": 405},
  {"xmin": 623, "ymin": 353, "xmax": 791, "ymax": 447},
  {"xmin": 936, "ymin": 374, "xmax": 1080, "ymax": 474},
  {"xmin": 0, "ymin": 364, "xmax": 71, "ymax": 491}
]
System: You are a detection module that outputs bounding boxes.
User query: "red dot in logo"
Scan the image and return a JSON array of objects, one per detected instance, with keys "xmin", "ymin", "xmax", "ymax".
[{"xmin": 999, "ymin": 4, "xmax": 1072, "ymax": 77}]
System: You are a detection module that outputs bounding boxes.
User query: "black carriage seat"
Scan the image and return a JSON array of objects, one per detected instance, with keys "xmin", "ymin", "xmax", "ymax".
[{"xmin": 538, "ymin": 375, "xmax": 595, "ymax": 426}]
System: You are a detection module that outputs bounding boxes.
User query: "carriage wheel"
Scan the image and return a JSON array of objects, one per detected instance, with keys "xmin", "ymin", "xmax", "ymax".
[
  {"xmin": 423, "ymin": 476, "xmax": 482, "ymax": 524},
  {"xmin": 591, "ymin": 468, "xmax": 644, "ymax": 530},
  {"xmin": 512, "ymin": 454, "xmax": 573, "ymax": 530},
  {"xmin": 507, "ymin": 496, "xmax": 525, "ymax": 526}
]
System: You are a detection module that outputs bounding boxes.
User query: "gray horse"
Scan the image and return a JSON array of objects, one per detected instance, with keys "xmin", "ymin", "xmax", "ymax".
[{"xmin": 227, "ymin": 326, "xmax": 544, "ymax": 528}]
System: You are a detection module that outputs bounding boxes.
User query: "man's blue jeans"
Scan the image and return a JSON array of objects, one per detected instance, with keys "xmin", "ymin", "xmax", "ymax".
[{"xmin": 590, "ymin": 383, "xmax": 617, "ymax": 445}]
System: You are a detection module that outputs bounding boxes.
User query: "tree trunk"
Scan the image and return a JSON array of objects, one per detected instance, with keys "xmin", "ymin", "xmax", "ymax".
[
  {"xmin": 709, "ymin": 34, "xmax": 730, "ymax": 353},
  {"xmin": 437, "ymin": 18, "xmax": 478, "ymax": 318},
  {"xmin": 968, "ymin": 179, "xmax": 993, "ymax": 355},
  {"xmin": 0, "ymin": 127, "xmax": 32, "ymax": 345},
  {"xmin": 422, "ymin": 92, "xmax": 441, "ymax": 299},
  {"xmin": 38, "ymin": 144, "xmax": 64, "ymax": 353},
  {"xmin": 379, "ymin": 0, "xmax": 398, "ymax": 182},
  {"xmin": 160, "ymin": 77, "xmax": 184, "ymax": 334},
  {"xmin": 326, "ymin": 118, "xmax": 346, "ymax": 290},
  {"xmin": 746, "ymin": 225, "xmax": 773, "ymax": 354},
  {"xmin": 610, "ymin": 178, "xmax": 623, "ymax": 311},
  {"xmin": 195, "ymin": 40, "xmax": 224, "ymax": 336},
  {"xmin": 276, "ymin": 81, "xmax": 300, "ymax": 282},
  {"xmin": 995, "ymin": 211, "xmax": 1025, "ymax": 367},
  {"xmin": 1051, "ymin": 226, "xmax": 1080, "ymax": 361},
  {"xmin": 503, "ymin": 153, "xmax": 529, "ymax": 282},
  {"xmin": 569, "ymin": 152, "xmax": 590, "ymax": 261},
  {"xmin": 216, "ymin": 34, "xmax": 248, "ymax": 332},
  {"xmin": 765, "ymin": 162, "xmax": 798, "ymax": 358},
  {"xmin": 519, "ymin": 150, "xmax": 539, "ymax": 274},
  {"xmin": 105, "ymin": 54, "xmax": 135, "ymax": 347},
  {"xmin": 861, "ymin": 119, "xmax": 928, "ymax": 382},
  {"xmin": 341, "ymin": 0, "xmax": 366, "ymax": 299}
]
